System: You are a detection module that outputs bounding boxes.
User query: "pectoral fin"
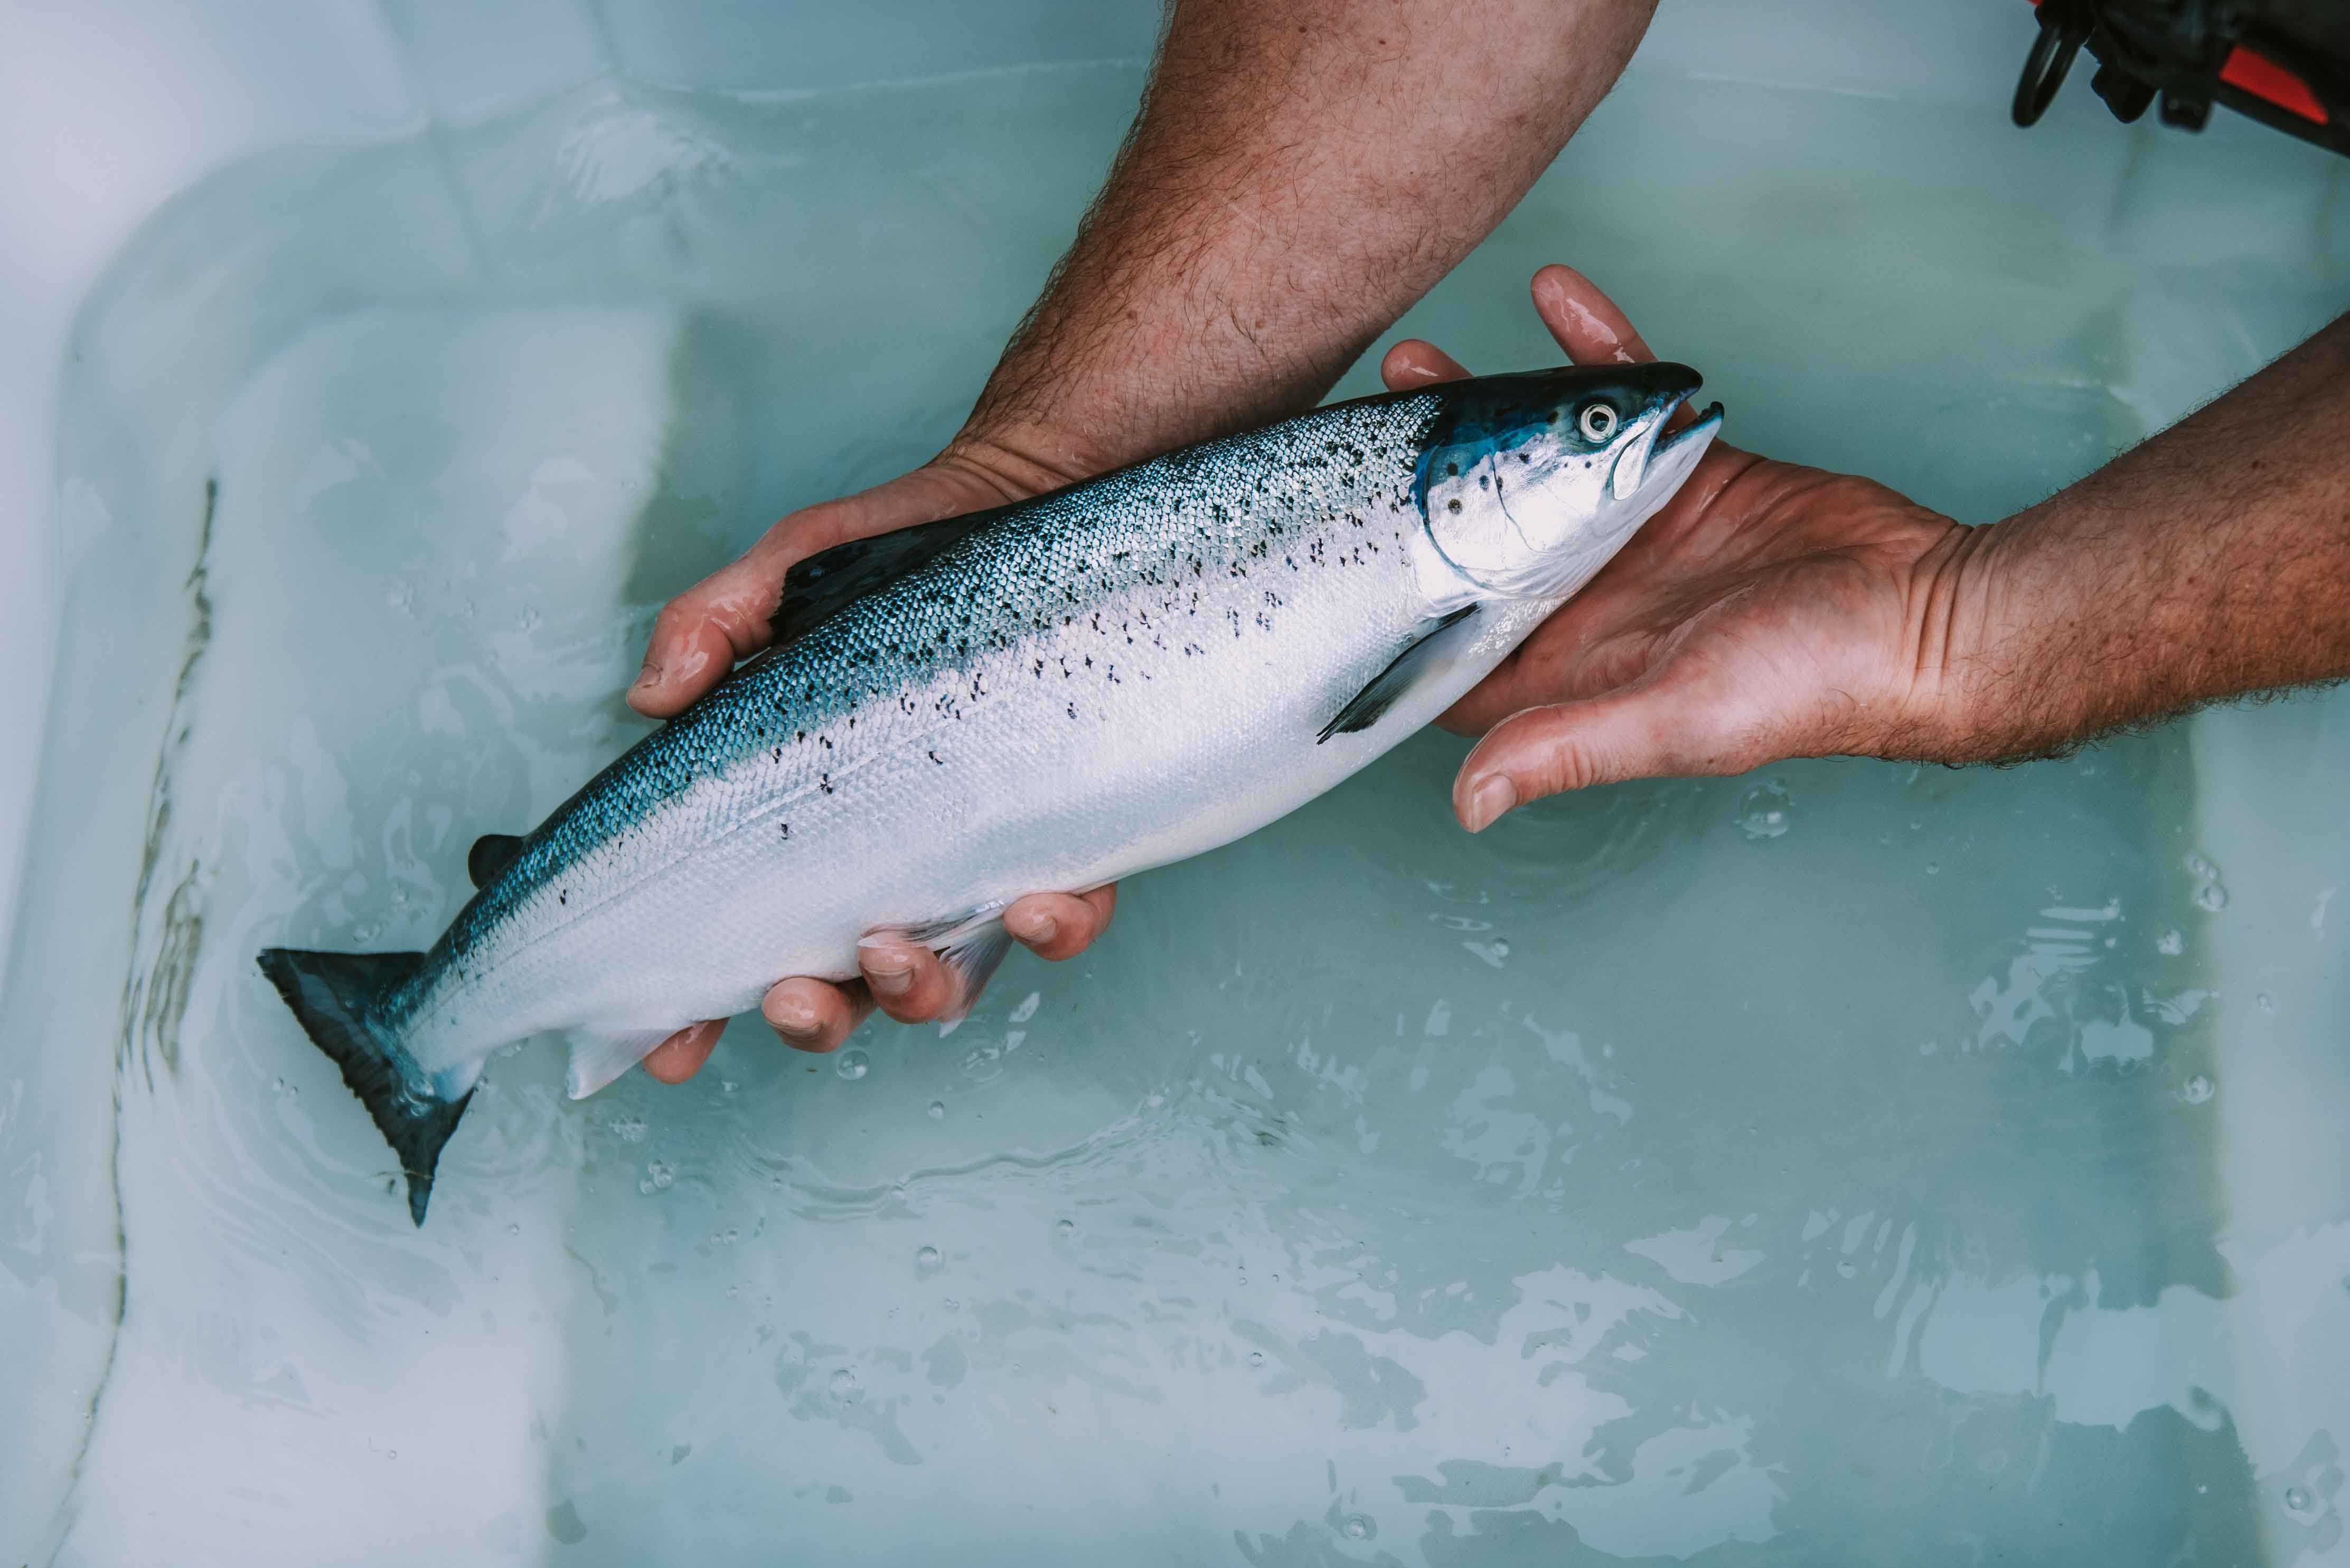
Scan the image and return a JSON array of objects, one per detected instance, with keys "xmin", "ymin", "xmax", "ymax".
[
  {"xmin": 565, "ymin": 1029, "xmax": 675, "ymax": 1100},
  {"xmin": 1318, "ymin": 605, "xmax": 1481, "ymax": 743}
]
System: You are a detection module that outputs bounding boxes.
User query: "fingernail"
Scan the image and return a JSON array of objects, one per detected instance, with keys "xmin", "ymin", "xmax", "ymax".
[
  {"xmin": 629, "ymin": 659, "xmax": 662, "ymax": 695},
  {"xmin": 1462, "ymin": 776, "xmax": 1517, "ymax": 833},
  {"xmin": 1010, "ymin": 912, "xmax": 1058, "ymax": 947},
  {"xmin": 860, "ymin": 942, "xmax": 915, "ymax": 996},
  {"xmin": 769, "ymin": 996, "xmax": 819, "ymax": 1039}
]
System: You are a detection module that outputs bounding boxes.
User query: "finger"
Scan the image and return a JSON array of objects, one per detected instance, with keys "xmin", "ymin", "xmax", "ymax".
[
  {"xmin": 641, "ymin": 1017, "xmax": 726, "ymax": 1083},
  {"xmin": 1451, "ymin": 671, "xmax": 1755, "ymax": 828},
  {"xmin": 625, "ymin": 528, "xmax": 804, "ymax": 718},
  {"xmin": 1529, "ymin": 265, "xmax": 1659, "ymax": 368},
  {"xmin": 856, "ymin": 935, "xmax": 963, "ymax": 1023},
  {"xmin": 1527, "ymin": 265, "xmax": 1717, "ymax": 437},
  {"xmin": 626, "ymin": 599, "xmax": 748, "ymax": 720},
  {"xmin": 1003, "ymin": 884, "xmax": 1117, "ymax": 962},
  {"xmin": 762, "ymin": 975, "xmax": 872, "ymax": 1053},
  {"xmin": 1380, "ymin": 339, "xmax": 1474, "ymax": 390}
]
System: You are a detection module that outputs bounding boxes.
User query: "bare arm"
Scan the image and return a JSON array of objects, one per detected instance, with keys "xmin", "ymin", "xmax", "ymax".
[
  {"xmin": 958, "ymin": 0, "xmax": 1659, "ymax": 487},
  {"xmin": 1912, "ymin": 312, "xmax": 2350, "ymax": 761},
  {"xmin": 635, "ymin": 0, "xmax": 1659, "ymax": 1074}
]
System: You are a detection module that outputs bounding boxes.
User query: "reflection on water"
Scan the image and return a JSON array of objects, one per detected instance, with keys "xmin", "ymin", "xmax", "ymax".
[{"xmin": 5, "ymin": 52, "xmax": 2349, "ymax": 1568}]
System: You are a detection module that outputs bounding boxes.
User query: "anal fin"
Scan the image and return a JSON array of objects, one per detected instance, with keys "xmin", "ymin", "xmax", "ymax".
[
  {"xmin": 564, "ymin": 1028, "xmax": 675, "ymax": 1100},
  {"xmin": 1319, "ymin": 604, "xmax": 1481, "ymax": 743}
]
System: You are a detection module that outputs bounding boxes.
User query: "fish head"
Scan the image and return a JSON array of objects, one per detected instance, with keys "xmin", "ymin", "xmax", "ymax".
[{"xmin": 1416, "ymin": 363, "xmax": 1722, "ymax": 600}]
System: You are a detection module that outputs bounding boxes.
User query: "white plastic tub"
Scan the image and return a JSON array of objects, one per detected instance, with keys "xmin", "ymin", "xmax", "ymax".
[{"xmin": 4, "ymin": 3, "xmax": 2346, "ymax": 1564}]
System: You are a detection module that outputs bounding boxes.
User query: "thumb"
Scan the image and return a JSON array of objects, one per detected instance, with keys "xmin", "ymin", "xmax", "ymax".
[
  {"xmin": 1451, "ymin": 677, "xmax": 1751, "ymax": 830},
  {"xmin": 627, "ymin": 465, "xmax": 994, "ymax": 719}
]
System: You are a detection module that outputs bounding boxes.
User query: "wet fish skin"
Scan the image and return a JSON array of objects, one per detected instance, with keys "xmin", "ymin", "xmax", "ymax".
[{"xmin": 259, "ymin": 362, "xmax": 1721, "ymax": 1222}]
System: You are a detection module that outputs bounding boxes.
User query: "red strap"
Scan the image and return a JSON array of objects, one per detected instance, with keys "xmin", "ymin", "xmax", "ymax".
[{"xmin": 2220, "ymin": 46, "xmax": 2328, "ymax": 124}]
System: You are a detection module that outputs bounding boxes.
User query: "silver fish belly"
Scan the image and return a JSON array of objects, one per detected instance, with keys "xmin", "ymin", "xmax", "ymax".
[{"xmin": 259, "ymin": 363, "xmax": 1721, "ymax": 1221}]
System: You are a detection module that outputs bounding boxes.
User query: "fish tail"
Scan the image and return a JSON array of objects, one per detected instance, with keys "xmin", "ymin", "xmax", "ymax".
[{"xmin": 256, "ymin": 947, "xmax": 469, "ymax": 1226}]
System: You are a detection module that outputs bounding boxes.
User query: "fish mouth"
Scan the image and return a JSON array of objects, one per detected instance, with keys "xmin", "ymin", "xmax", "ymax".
[{"xmin": 1612, "ymin": 392, "xmax": 1724, "ymax": 504}]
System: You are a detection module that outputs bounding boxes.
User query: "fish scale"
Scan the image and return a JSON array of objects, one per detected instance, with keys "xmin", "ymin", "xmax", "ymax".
[{"xmin": 257, "ymin": 363, "xmax": 1721, "ymax": 1222}]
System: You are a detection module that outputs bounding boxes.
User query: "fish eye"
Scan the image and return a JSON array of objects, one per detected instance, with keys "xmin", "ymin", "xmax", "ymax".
[{"xmin": 1577, "ymin": 403, "xmax": 1619, "ymax": 442}]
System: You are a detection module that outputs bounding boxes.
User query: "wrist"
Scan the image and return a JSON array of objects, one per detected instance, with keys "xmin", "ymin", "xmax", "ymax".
[
  {"xmin": 1886, "ymin": 511, "xmax": 2084, "ymax": 767},
  {"xmin": 938, "ymin": 418, "xmax": 1124, "ymax": 504}
]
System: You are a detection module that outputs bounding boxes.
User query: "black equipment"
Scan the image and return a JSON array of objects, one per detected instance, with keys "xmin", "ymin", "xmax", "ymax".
[{"xmin": 2010, "ymin": 0, "xmax": 2350, "ymax": 157}]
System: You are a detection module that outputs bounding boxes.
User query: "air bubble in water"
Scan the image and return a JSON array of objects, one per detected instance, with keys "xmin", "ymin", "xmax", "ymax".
[
  {"xmin": 1341, "ymin": 1515, "xmax": 1375, "ymax": 1541},
  {"xmin": 1735, "ymin": 780, "xmax": 1792, "ymax": 840},
  {"xmin": 829, "ymin": 1368, "xmax": 861, "ymax": 1403},
  {"xmin": 639, "ymin": 1160, "xmax": 674, "ymax": 1194},
  {"xmin": 1247, "ymin": 1350, "xmax": 1266, "ymax": 1368},
  {"xmin": 2187, "ymin": 854, "xmax": 2229, "ymax": 911},
  {"xmin": 2284, "ymin": 1485, "xmax": 2314, "ymax": 1516},
  {"xmin": 836, "ymin": 1050, "xmax": 870, "ymax": 1080},
  {"xmin": 1056, "ymin": 1218, "xmax": 1075, "ymax": 1239},
  {"xmin": 2158, "ymin": 929, "xmax": 2185, "ymax": 956},
  {"xmin": 928, "ymin": 1100, "xmax": 946, "ymax": 1119},
  {"xmin": 916, "ymin": 1245, "xmax": 941, "ymax": 1271},
  {"xmin": 2182, "ymin": 1074, "xmax": 2214, "ymax": 1105},
  {"xmin": 2258, "ymin": 993, "xmax": 2276, "ymax": 1014}
]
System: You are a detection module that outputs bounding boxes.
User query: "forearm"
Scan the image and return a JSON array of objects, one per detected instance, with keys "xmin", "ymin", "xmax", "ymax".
[
  {"xmin": 1913, "ymin": 310, "xmax": 2350, "ymax": 761},
  {"xmin": 953, "ymin": 0, "xmax": 1657, "ymax": 491}
]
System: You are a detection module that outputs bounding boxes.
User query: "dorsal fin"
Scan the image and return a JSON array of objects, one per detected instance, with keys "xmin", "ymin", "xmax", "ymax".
[
  {"xmin": 769, "ymin": 512, "xmax": 999, "ymax": 648},
  {"xmin": 467, "ymin": 834, "xmax": 525, "ymax": 888}
]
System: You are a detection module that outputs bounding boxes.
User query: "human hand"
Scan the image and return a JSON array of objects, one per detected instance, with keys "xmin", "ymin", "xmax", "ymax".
[
  {"xmin": 1382, "ymin": 266, "xmax": 1969, "ymax": 830},
  {"xmin": 628, "ymin": 438, "xmax": 1121, "ymax": 1080}
]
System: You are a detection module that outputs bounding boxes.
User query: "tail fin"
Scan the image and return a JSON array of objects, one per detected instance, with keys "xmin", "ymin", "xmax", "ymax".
[{"xmin": 256, "ymin": 948, "xmax": 470, "ymax": 1226}]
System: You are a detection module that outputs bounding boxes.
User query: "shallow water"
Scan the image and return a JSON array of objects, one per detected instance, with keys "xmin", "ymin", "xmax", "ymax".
[{"xmin": 6, "ymin": 54, "xmax": 2350, "ymax": 1567}]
